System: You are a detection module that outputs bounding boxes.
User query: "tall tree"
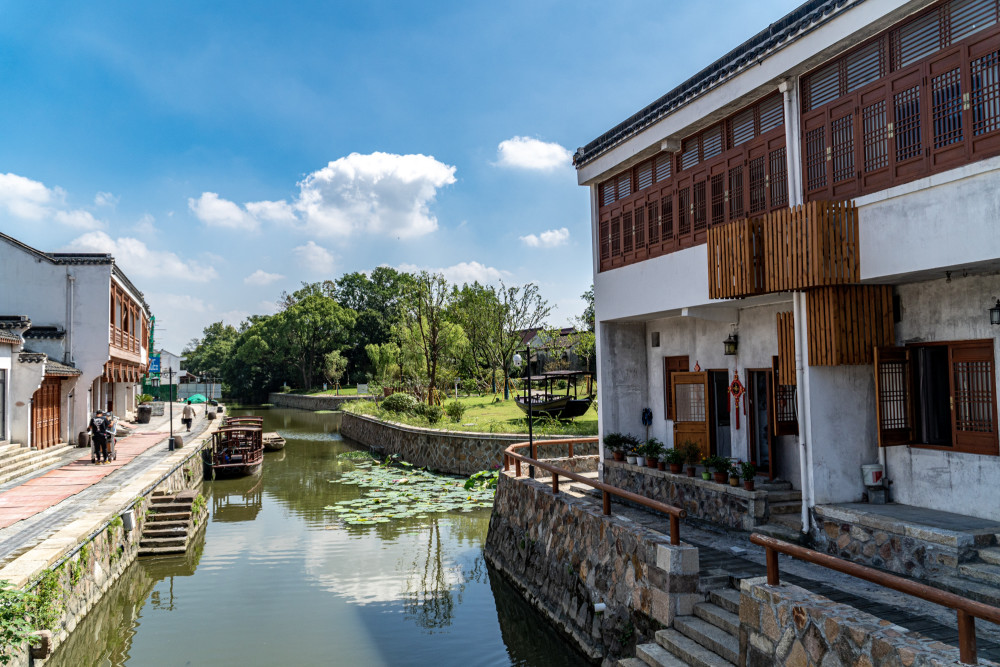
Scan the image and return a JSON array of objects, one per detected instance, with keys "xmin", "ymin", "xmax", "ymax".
[
  {"xmin": 182, "ymin": 322, "xmax": 239, "ymax": 378},
  {"xmin": 274, "ymin": 295, "xmax": 356, "ymax": 389},
  {"xmin": 403, "ymin": 272, "xmax": 455, "ymax": 404},
  {"xmin": 334, "ymin": 267, "xmax": 415, "ymax": 378},
  {"xmin": 578, "ymin": 285, "xmax": 595, "ymax": 332}
]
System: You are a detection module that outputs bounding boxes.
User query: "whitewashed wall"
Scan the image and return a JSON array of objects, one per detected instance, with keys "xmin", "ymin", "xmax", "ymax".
[{"xmin": 0, "ymin": 345, "xmax": 10, "ymax": 443}]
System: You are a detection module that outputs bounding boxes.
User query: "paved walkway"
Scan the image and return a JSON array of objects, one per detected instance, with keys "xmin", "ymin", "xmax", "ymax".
[{"xmin": 0, "ymin": 404, "xmax": 213, "ymax": 567}]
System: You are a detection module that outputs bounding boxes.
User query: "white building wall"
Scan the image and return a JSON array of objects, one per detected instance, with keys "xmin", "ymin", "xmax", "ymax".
[
  {"xmin": 10, "ymin": 360, "xmax": 44, "ymax": 446},
  {"xmin": 0, "ymin": 345, "xmax": 10, "ymax": 443},
  {"xmin": 598, "ymin": 322, "xmax": 648, "ymax": 442}
]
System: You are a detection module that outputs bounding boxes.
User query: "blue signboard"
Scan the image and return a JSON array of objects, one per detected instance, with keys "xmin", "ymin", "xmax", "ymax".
[{"xmin": 149, "ymin": 355, "xmax": 161, "ymax": 374}]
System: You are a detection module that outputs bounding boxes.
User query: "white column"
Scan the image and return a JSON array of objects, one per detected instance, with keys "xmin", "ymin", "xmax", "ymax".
[{"xmin": 780, "ymin": 78, "xmax": 804, "ymax": 207}]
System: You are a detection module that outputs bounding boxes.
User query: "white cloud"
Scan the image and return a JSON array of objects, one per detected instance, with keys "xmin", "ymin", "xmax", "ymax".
[
  {"xmin": 94, "ymin": 191, "xmax": 119, "ymax": 208},
  {"xmin": 294, "ymin": 241, "xmax": 334, "ymax": 274},
  {"xmin": 294, "ymin": 152, "xmax": 456, "ymax": 238},
  {"xmin": 63, "ymin": 231, "xmax": 218, "ymax": 282},
  {"xmin": 133, "ymin": 213, "xmax": 157, "ymax": 235},
  {"xmin": 520, "ymin": 227, "xmax": 570, "ymax": 248},
  {"xmin": 149, "ymin": 293, "xmax": 208, "ymax": 314},
  {"xmin": 397, "ymin": 260, "xmax": 509, "ymax": 286},
  {"xmin": 0, "ymin": 172, "xmax": 103, "ymax": 229},
  {"xmin": 188, "ymin": 192, "xmax": 258, "ymax": 231},
  {"xmin": 245, "ymin": 199, "xmax": 297, "ymax": 224},
  {"xmin": 244, "ymin": 269, "xmax": 284, "ymax": 286},
  {"xmin": 495, "ymin": 136, "xmax": 572, "ymax": 171}
]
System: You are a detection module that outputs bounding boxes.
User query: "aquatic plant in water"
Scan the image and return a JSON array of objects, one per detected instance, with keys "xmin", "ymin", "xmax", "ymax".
[{"xmin": 326, "ymin": 460, "xmax": 495, "ymax": 526}]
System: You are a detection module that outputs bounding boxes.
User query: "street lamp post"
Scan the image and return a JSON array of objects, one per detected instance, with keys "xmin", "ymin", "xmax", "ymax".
[
  {"xmin": 167, "ymin": 367, "xmax": 175, "ymax": 451},
  {"xmin": 513, "ymin": 345, "xmax": 535, "ymax": 479}
]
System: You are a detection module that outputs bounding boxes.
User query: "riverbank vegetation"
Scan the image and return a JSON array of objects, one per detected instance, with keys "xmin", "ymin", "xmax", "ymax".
[{"xmin": 182, "ymin": 265, "xmax": 595, "ymax": 407}]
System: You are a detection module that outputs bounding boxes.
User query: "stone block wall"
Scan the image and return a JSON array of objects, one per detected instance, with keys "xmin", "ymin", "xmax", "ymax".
[
  {"xmin": 739, "ymin": 578, "xmax": 998, "ymax": 666},
  {"xmin": 267, "ymin": 392, "xmax": 371, "ymax": 411},
  {"xmin": 604, "ymin": 460, "xmax": 768, "ymax": 531},
  {"xmin": 484, "ymin": 471, "xmax": 700, "ymax": 662},
  {"xmin": 340, "ymin": 412, "xmax": 596, "ymax": 476},
  {"xmin": 811, "ymin": 505, "xmax": 988, "ymax": 579}
]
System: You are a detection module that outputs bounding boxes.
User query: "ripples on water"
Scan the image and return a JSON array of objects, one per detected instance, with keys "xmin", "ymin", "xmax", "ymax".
[{"xmin": 48, "ymin": 408, "xmax": 585, "ymax": 667}]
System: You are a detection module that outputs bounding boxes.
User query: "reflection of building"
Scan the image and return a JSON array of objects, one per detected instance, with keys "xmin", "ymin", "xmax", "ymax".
[
  {"xmin": 0, "ymin": 232, "xmax": 150, "ymax": 451},
  {"xmin": 579, "ymin": 0, "xmax": 1000, "ymax": 523}
]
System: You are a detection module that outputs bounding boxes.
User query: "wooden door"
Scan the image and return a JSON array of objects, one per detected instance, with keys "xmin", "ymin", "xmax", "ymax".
[
  {"xmin": 672, "ymin": 372, "xmax": 709, "ymax": 459},
  {"xmin": 748, "ymin": 369, "xmax": 775, "ymax": 479},
  {"xmin": 31, "ymin": 378, "xmax": 62, "ymax": 449},
  {"xmin": 874, "ymin": 346, "xmax": 914, "ymax": 447}
]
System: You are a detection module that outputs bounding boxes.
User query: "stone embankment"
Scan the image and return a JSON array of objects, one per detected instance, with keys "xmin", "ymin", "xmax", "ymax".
[
  {"xmin": 340, "ymin": 411, "xmax": 597, "ymax": 476},
  {"xmin": 267, "ymin": 392, "xmax": 370, "ymax": 410}
]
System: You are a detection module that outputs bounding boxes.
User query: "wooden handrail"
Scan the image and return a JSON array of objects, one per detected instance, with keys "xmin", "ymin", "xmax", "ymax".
[
  {"xmin": 504, "ymin": 438, "xmax": 687, "ymax": 545},
  {"xmin": 750, "ymin": 533, "xmax": 1000, "ymax": 665}
]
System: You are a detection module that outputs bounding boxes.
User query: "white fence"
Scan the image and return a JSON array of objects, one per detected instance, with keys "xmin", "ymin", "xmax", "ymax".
[{"xmin": 177, "ymin": 383, "xmax": 221, "ymax": 401}]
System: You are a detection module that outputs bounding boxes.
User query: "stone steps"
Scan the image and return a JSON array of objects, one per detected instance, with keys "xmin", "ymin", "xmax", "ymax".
[
  {"xmin": 655, "ymin": 628, "xmax": 735, "ymax": 667},
  {"xmin": 708, "ymin": 588, "xmax": 741, "ymax": 615},
  {"xmin": 673, "ymin": 616, "xmax": 739, "ymax": 663},
  {"xmin": 0, "ymin": 443, "xmax": 77, "ymax": 486},
  {"xmin": 635, "ymin": 641, "xmax": 688, "ymax": 667},
  {"xmin": 936, "ymin": 573, "xmax": 1000, "ymax": 607},
  {"xmin": 146, "ymin": 511, "xmax": 191, "ymax": 522},
  {"xmin": 958, "ymin": 562, "xmax": 1000, "ymax": 586},
  {"xmin": 694, "ymin": 602, "xmax": 739, "ymax": 636},
  {"xmin": 769, "ymin": 501, "xmax": 801, "ymax": 515},
  {"xmin": 765, "ymin": 490, "xmax": 801, "ymax": 503},
  {"xmin": 978, "ymin": 547, "xmax": 1000, "ymax": 566},
  {"xmin": 140, "ymin": 536, "xmax": 187, "ymax": 548},
  {"xmin": 138, "ymin": 491, "xmax": 203, "ymax": 557}
]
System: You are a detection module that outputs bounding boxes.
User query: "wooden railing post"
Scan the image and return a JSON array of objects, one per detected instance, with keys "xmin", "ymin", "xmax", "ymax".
[
  {"xmin": 515, "ymin": 458, "xmax": 521, "ymax": 478},
  {"xmin": 568, "ymin": 442, "xmax": 574, "ymax": 458},
  {"xmin": 669, "ymin": 514, "xmax": 680, "ymax": 546},
  {"xmin": 766, "ymin": 546, "xmax": 780, "ymax": 585},
  {"xmin": 602, "ymin": 490, "xmax": 611, "ymax": 516},
  {"xmin": 503, "ymin": 454, "xmax": 509, "ymax": 472},
  {"xmin": 552, "ymin": 473, "xmax": 559, "ymax": 495},
  {"xmin": 958, "ymin": 609, "xmax": 977, "ymax": 665}
]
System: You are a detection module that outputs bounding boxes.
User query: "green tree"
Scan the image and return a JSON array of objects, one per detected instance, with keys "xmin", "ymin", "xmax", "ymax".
[
  {"xmin": 578, "ymin": 285, "xmax": 595, "ymax": 332},
  {"xmin": 334, "ymin": 267, "xmax": 415, "ymax": 377},
  {"xmin": 322, "ymin": 350, "xmax": 348, "ymax": 387},
  {"xmin": 222, "ymin": 315, "xmax": 286, "ymax": 402},
  {"xmin": 182, "ymin": 322, "xmax": 239, "ymax": 378},
  {"xmin": 402, "ymin": 272, "xmax": 465, "ymax": 404},
  {"xmin": 274, "ymin": 295, "xmax": 356, "ymax": 389},
  {"xmin": 366, "ymin": 342, "xmax": 401, "ymax": 386}
]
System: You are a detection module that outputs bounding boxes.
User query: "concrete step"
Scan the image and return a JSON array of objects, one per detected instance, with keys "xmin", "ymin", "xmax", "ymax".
[
  {"xmin": 699, "ymin": 568, "xmax": 730, "ymax": 592},
  {"xmin": 618, "ymin": 658, "xmax": 648, "ymax": 667},
  {"xmin": 140, "ymin": 536, "xmax": 187, "ymax": 548},
  {"xmin": 144, "ymin": 527, "xmax": 188, "ymax": 538},
  {"xmin": 0, "ymin": 447, "xmax": 77, "ymax": 486},
  {"xmin": 147, "ymin": 502, "xmax": 193, "ymax": 513},
  {"xmin": 755, "ymin": 480, "xmax": 792, "ymax": 492},
  {"xmin": 147, "ymin": 511, "xmax": 192, "ymax": 522},
  {"xmin": 635, "ymin": 642, "xmax": 687, "ymax": 667},
  {"xmin": 138, "ymin": 545, "xmax": 187, "ymax": 556},
  {"xmin": 145, "ymin": 519, "xmax": 189, "ymax": 530},
  {"xmin": 765, "ymin": 490, "xmax": 801, "ymax": 503},
  {"xmin": 768, "ymin": 512, "xmax": 802, "ymax": 530},
  {"xmin": 175, "ymin": 489, "xmax": 199, "ymax": 502},
  {"xmin": 769, "ymin": 501, "xmax": 802, "ymax": 515},
  {"xmin": 959, "ymin": 562, "xmax": 1000, "ymax": 586},
  {"xmin": 978, "ymin": 547, "xmax": 1000, "ymax": 566},
  {"xmin": 655, "ymin": 628, "xmax": 734, "ymax": 667},
  {"xmin": 935, "ymin": 574, "xmax": 1000, "ymax": 607},
  {"xmin": 673, "ymin": 616, "xmax": 739, "ymax": 664},
  {"xmin": 694, "ymin": 602, "xmax": 740, "ymax": 636},
  {"xmin": 150, "ymin": 495, "xmax": 179, "ymax": 504},
  {"xmin": 709, "ymin": 588, "xmax": 741, "ymax": 616},
  {"xmin": 753, "ymin": 521, "xmax": 808, "ymax": 545}
]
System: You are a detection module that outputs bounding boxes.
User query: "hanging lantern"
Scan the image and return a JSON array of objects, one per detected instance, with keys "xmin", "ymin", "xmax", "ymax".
[
  {"xmin": 723, "ymin": 333, "xmax": 739, "ymax": 356},
  {"xmin": 990, "ymin": 299, "xmax": 1000, "ymax": 326}
]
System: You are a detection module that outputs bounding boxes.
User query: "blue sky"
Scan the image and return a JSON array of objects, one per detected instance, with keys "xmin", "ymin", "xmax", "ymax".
[{"xmin": 0, "ymin": 0, "xmax": 803, "ymax": 353}]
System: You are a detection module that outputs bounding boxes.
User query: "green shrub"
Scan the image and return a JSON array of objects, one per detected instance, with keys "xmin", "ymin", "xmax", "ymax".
[
  {"xmin": 137, "ymin": 394, "xmax": 154, "ymax": 404},
  {"xmin": 381, "ymin": 392, "xmax": 418, "ymax": 413},
  {"xmin": 663, "ymin": 448, "xmax": 685, "ymax": 465},
  {"xmin": 444, "ymin": 401, "xmax": 467, "ymax": 423},
  {"xmin": 414, "ymin": 403, "xmax": 443, "ymax": 424},
  {"xmin": 643, "ymin": 438, "xmax": 664, "ymax": 458}
]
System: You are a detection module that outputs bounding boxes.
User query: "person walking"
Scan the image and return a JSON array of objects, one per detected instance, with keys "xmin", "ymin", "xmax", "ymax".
[
  {"xmin": 105, "ymin": 413, "xmax": 118, "ymax": 463},
  {"xmin": 181, "ymin": 400, "xmax": 196, "ymax": 432},
  {"xmin": 88, "ymin": 410, "xmax": 108, "ymax": 465}
]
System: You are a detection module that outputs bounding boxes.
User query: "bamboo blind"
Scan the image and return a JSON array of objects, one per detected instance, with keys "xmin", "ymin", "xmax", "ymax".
[
  {"xmin": 807, "ymin": 285, "xmax": 894, "ymax": 366},
  {"xmin": 776, "ymin": 311, "xmax": 796, "ymax": 385}
]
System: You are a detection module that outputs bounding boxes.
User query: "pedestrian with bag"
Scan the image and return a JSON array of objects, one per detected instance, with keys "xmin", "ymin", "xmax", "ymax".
[
  {"xmin": 181, "ymin": 400, "xmax": 196, "ymax": 432},
  {"xmin": 88, "ymin": 410, "xmax": 108, "ymax": 465}
]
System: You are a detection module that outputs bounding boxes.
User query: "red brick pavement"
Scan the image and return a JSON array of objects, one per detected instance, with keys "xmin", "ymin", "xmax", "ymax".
[{"xmin": 0, "ymin": 431, "xmax": 170, "ymax": 529}]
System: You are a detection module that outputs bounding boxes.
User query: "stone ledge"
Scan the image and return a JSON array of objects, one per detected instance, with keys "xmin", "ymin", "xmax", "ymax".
[
  {"xmin": 814, "ymin": 504, "xmax": 979, "ymax": 549},
  {"xmin": 605, "ymin": 460, "xmax": 766, "ymax": 499}
]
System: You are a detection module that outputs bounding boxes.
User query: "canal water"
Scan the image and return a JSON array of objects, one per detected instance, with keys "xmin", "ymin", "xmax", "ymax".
[{"xmin": 48, "ymin": 408, "xmax": 584, "ymax": 666}]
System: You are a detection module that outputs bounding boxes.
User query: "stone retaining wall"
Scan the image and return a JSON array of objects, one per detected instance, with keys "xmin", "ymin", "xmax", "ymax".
[
  {"xmin": 267, "ymin": 392, "xmax": 371, "ymax": 410},
  {"xmin": 739, "ymin": 577, "xmax": 998, "ymax": 666},
  {"xmin": 604, "ymin": 460, "xmax": 768, "ymax": 531},
  {"xmin": 340, "ymin": 412, "xmax": 596, "ymax": 476},
  {"xmin": 484, "ymin": 471, "xmax": 700, "ymax": 663},
  {"xmin": 810, "ymin": 505, "xmax": 989, "ymax": 579}
]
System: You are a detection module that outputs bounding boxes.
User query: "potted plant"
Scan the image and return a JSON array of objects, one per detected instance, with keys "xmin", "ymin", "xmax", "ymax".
[
  {"xmin": 603, "ymin": 432, "xmax": 627, "ymax": 462},
  {"xmin": 710, "ymin": 456, "xmax": 731, "ymax": 483},
  {"xmin": 681, "ymin": 441, "xmax": 701, "ymax": 477},
  {"xmin": 627, "ymin": 440, "xmax": 642, "ymax": 465},
  {"xmin": 700, "ymin": 457, "xmax": 713, "ymax": 480},
  {"xmin": 728, "ymin": 462, "xmax": 741, "ymax": 487},
  {"xmin": 663, "ymin": 447, "xmax": 684, "ymax": 474},
  {"xmin": 643, "ymin": 438, "xmax": 663, "ymax": 468},
  {"xmin": 740, "ymin": 460, "xmax": 757, "ymax": 491}
]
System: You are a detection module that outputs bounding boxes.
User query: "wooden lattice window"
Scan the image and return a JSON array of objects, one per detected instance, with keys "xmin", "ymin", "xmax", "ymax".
[
  {"xmin": 894, "ymin": 85, "xmax": 923, "ymax": 162},
  {"xmin": 610, "ymin": 216, "xmax": 621, "ymax": 256},
  {"xmin": 637, "ymin": 160, "xmax": 654, "ymax": 190},
  {"xmin": 728, "ymin": 166, "xmax": 744, "ymax": 219},
  {"xmin": 661, "ymin": 194, "xmax": 674, "ymax": 239},
  {"xmin": 678, "ymin": 188, "xmax": 691, "ymax": 236},
  {"xmin": 760, "ymin": 96, "xmax": 784, "ymax": 133},
  {"xmin": 892, "ymin": 10, "xmax": 942, "ymax": 70},
  {"xmin": 863, "ymin": 99, "xmax": 889, "ymax": 172},
  {"xmin": 655, "ymin": 154, "xmax": 673, "ymax": 182},
  {"xmin": 693, "ymin": 181, "xmax": 707, "ymax": 231},
  {"xmin": 680, "ymin": 138, "xmax": 700, "ymax": 171},
  {"xmin": 616, "ymin": 172, "xmax": 632, "ymax": 199},
  {"xmin": 601, "ymin": 181, "xmax": 615, "ymax": 206},
  {"xmin": 749, "ymin": 157, "xmax": 766, "ymax": 214},
  {"xmin": 932, "ymin": 66, "xmax": 965, "ymax": 148},
  {"xmin": 623, "ymin": 211, "xmax": 633, "ymax": 253},
  {"xmin": 769, "ymin": 147, "xmax": 788, "ymax": 208},
  {"xmin": 702, "ymin": 126, "xmax": 723, "ymax": 161},
  {"xmin": 804, "ymin": 127, "xmax": 827, "ymax": 191},
  {"xmin": 647, "ymin": 200, "xmax": 659, "ymax": 245},
  {"xmin": 600, "ymin": 219, "xmax": 610, "ymax": 261},
  {"xmin": 972, "ymin": 48, "xmax": 1000, "ymax": 135},
  {"xmin": 710, "ymin": 173, "xmax": 725, "ymax": 226},
  {"xmin": 831, "ymin": 114, "xmax": 856, "ymax": 182},
  {"xmin": 634, "ymin": 205, "xmax": 645, "ymax": 248},
  {"xmin": 663, "ymin": 355, "xmax": 689, "ymax": 420}
]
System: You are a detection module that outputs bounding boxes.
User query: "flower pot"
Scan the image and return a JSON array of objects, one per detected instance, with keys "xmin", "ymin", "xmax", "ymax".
[
  {"xmin": 612, "ymin": 450, "xmax": 625, "ymax": 462},
  {"xmin": 713, "ymin": 472, "xmax": 727, "ymax": 483},
  {"xmin": 701, "ymin": 472, "xmax": 711, "ymax": 480},
  {"xmin": 686, "ymin": 467, "xmax": 696, "ymax": 477},
  {"xmin": 646, "ymin": 456, "xmax": 658, "ymax": 468},
  {"xmin": 627, "ymin": 456, "xmax": 638, "ymax": 465},
  {"xmin": 743, "ymin": 480, "xmax": 755, "ymax": 491},
  {"xmin": 670, "ymin": 463, "xmax": 683, "ymax": 474},
  {"xmin": 729, "ymin": 476, "xmax": 739, "ymax": 487},
  {"xmin": 657, "ymin": 461, "xmax": 666, "ymax": 471}
]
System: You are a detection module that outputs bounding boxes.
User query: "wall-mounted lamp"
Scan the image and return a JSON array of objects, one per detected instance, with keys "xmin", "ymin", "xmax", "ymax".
[
  {"xmin": 723, "ymin": 332, "xmax": 739, "ymax": 356},
  {"xmin": 990, "ymin": 299, "xmax": 1000, "ymax": 326}
]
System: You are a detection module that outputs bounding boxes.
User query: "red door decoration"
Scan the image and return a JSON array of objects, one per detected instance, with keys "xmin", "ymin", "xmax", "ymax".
[{"xmin": 728, "ymin": 370, "xmax": 746, "ymax": 430}]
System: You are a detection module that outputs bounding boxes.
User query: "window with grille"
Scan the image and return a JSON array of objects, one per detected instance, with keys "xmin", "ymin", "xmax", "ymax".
[
  {"xmin": 847, "ymin": 39, "xmax": 886, "ymax": 92},
  {"xmin": 863, "ymin": 100, "xmax": 889, "ymax": 172},
  {"xmin": 806, "ymin": 62, "xmax": 842, "ymax": 110},
  {"xmin": 749, "ymin": 157, "xmax": 766, "ymax": 214},
  {"xmin": 702, "ymin": 126, "xmax": 723, "ymax": 161},
  {"xmin": 760, "ymin": 96, "xmax": 784, "ymax": 133},
  {"xmin": 678, "ymin": 188, "xmax": 691, "ymax": 236},
  {"xmin": 623, "ymin": 211, "xmax": 633, "ymax": 253},
  {"xmin": 617, "ymin": 172, "xmax": 632, "ymax": 199},
  {"xmin": 893, "ymin": 11, "xmax": 942, "ymax": 69},
  {"xmin": 655, "ymin": 155, "xmax": 673, "ymax": 182},
  {"xmin": 637, "ymin": 160, "xmax": 654, "ymax": 190},
  {"xmin": 728, "ymin": 166, "xmax": 745, "ymax": 219},
  {"xmin": 710, "ymin": 173, "xmax": 725, "ymax": 226},
  {"xmin": 681, "ymin": 138, "xmax": 700, "ymax": 170},
  {"xmin": 731, "ymin": 108, "xmax": 756, "ymax": 146},
  {"xmin": 933, "ymin": 67, "xmax": 965, "ymax": 147},
  {"xmin": 972, "ymin": 49, "xmax": 1000, "ymax": 135},
  {"xmin": 646, "ymin": 200, "xmax": 659, "ymax": 245},
  {"xmin": 600, "ymin": 220, "xmax": 610, "ymax": 261},
  {"xmin": 634, "ymin": 206, "xmax": 645, "ymax": 248},
  {"xmin": 831, "ymin": 114, "xmax": 856, "ymax": 182},
  {"xmin": 769, "ymin": 147, "xmax": 788, "ymax": 208},
  {"xmin": 611, "ymin": 216, "xmax": 621, "ymax": 256},
  {"xmin": 693, "ymin": 181, "xmax": 707, "ymax": 231},
  {"xmin": 805, "ymin": 127, "xmax": 827, "ymax": 191},
  {"xmin": 661, "ymin": 195, "xmax": 674, "ymax": 239},
  {"xmin": 601, "ymin": 181, "xmax": 616, "ymax": 206},
  {"xmin": 894, "ymin": 85, "xmax": 923, "ymax": 161}
]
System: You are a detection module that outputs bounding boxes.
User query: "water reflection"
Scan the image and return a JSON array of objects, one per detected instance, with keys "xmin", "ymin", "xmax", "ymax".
[{"xmin": 48, "ymin": 408, "xmax": 586, "ymax": 666}]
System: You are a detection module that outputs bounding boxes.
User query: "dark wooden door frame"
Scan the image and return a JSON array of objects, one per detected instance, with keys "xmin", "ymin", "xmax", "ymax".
[{"xmin": 746, "ymin": 367, "xmax": 776, "ymax": 480}]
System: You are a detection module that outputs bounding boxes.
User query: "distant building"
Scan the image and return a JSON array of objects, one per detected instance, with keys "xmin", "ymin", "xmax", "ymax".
[{"xmin": 0, "ymin": 232, "xmax": 150, "ymax": 449}]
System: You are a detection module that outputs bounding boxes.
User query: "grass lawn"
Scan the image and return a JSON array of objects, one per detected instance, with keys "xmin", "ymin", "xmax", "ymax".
[
  {"xmin": 298, "ymin": 386, "xmax": 360, "ymax": 396},
  {"xmin": 345, "ymin": 391, "xmax": 597, "ymax": 436}
]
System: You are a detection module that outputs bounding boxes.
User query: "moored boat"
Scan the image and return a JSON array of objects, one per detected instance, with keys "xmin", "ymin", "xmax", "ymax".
[
  {"xmin": 515, "ymin": 370, "xmax": 595, "ymax": 420},
  {"xmin": 263, "ymin": 432, "xmax": 286, "ymax": 451},
  {"xmin": 203, "ymin": 426, "xmax": 264, "ymax": 478}
]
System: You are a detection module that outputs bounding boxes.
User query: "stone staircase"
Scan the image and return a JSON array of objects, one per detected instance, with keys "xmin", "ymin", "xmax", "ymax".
[
  {"xmin": 0, "ymin": 441, "xmax": 78, "ymax": 487},
  {"xmin": 628, "ymin": 575, "xmax": 743, "ymax": 667},
  {"xmin": 754, "ymin": 481, "xmax": 807, "ymax": 544},
  {"xmin": 936, "ymin": 534, "xmax": 1000, "ymax": 607},
  {"xmin": 138, "ymin": 490, "xmax": 205, "ymax": 557}
]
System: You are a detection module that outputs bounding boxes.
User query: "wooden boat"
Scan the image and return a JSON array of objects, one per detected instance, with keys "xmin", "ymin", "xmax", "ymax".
[
  {"xmin": 263, "ymin": 432, "xmax": 286, "ymax": 451},
  {"xmin": 515, "ymin": 370, "xmax": 595, "ymax": 420},
  {"xmin": 203, "ymin": 427, "xmax": 264, "ymax": 478},
  {"xmin": 224, "ymin": 416, "xmax": 263, "ymax": 427}
]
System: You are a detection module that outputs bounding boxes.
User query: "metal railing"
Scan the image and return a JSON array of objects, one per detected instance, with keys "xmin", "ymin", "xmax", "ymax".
[
  {"xmin": 504, "ymin": 437, "xmax": 687, "ymax": 545},
  {"xmin": 751, "ymin": 533, "xmax": 1000, "ymax": 665}
]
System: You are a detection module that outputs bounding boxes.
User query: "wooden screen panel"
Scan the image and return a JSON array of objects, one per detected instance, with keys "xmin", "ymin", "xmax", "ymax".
[
  {"xmin": 949, "ymin": 340, "xmax": 999, "ymax": 454},
  {"xmin": 672, "ymin": 371, "xmax": 710, "ymax": 458},
  {"xmin": 807, "ymin": 285, "xmax": 895, "ymax": 366},
  {"xmin": 663, "ymin": 355, "xmax": 690, "ymax": 420},
  {"xmin": 706, "ymin": 217, "xmax": 764, "ymax": 299},
  {"xmin": 969, "ymin": 35, "xmax": 1000, "ymax": 156},
  {"xmin": 874, "ymin": 346, "xmax": 914, "ymax": 446},
  {"xmin": 929, "ymin": 48, "xmax": 969, "ymax": 171},
  {"xmin": 771, "ymin": 356, "xmax": 799, "ymax": 437},
  {"xmin": 776, "ymin": 311, "xmax": 796, "ymax": 386}
]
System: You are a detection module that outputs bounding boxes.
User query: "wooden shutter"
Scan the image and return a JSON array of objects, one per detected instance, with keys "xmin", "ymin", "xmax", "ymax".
[
  {"xmin": 929, "ymin": 47, "xmax": 969, "ymax": 171},
  {"xmin": 672, "ymin": 371, "xmax": 709, "ymax": 458},
  {"xmin": 874, "ymin": 346, "xmax": 915, "ymax": 446},
  {"xmin": 860, "ymin": 80, "xmax": 893, "ymax": 191},
  {"xmin": 969, "ymin": 33, "xmax": 1000, "ymax": 157},
  {"xmin": 949, "ymin": 340, "xmax": 999, "ymax": 454},
  {"xmin": 663, "ymin": 355, "xmax": 690, "ymax": 420},
  {"xmin": 599, "ymin": 213, "xmax": 610, "ymax": 270},
  {"xmin": 771, "ymin": 356, "xmax": 799, "ymax": 436},
  {"xmin": 776, "ymin": 311, "xmax": 796, "ymax": 385}
]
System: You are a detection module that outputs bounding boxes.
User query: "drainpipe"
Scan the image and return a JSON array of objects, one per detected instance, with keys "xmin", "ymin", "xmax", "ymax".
[
  {"xmin": 65, "ymin": 272, "xmax": 75, "ymax": 365},
  {"xmin": 797, "ymin": 292, "xmax": 816, "ymax": 529},
  {"xmin": 793, "ymin": 292, "xmax": 810, "ymax": 534}
]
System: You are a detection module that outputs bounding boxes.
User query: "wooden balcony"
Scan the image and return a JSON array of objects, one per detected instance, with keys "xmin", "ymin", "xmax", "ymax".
[{"xmin": 707, "ymin": 200, "xmax": 859, "ymax": 299}]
